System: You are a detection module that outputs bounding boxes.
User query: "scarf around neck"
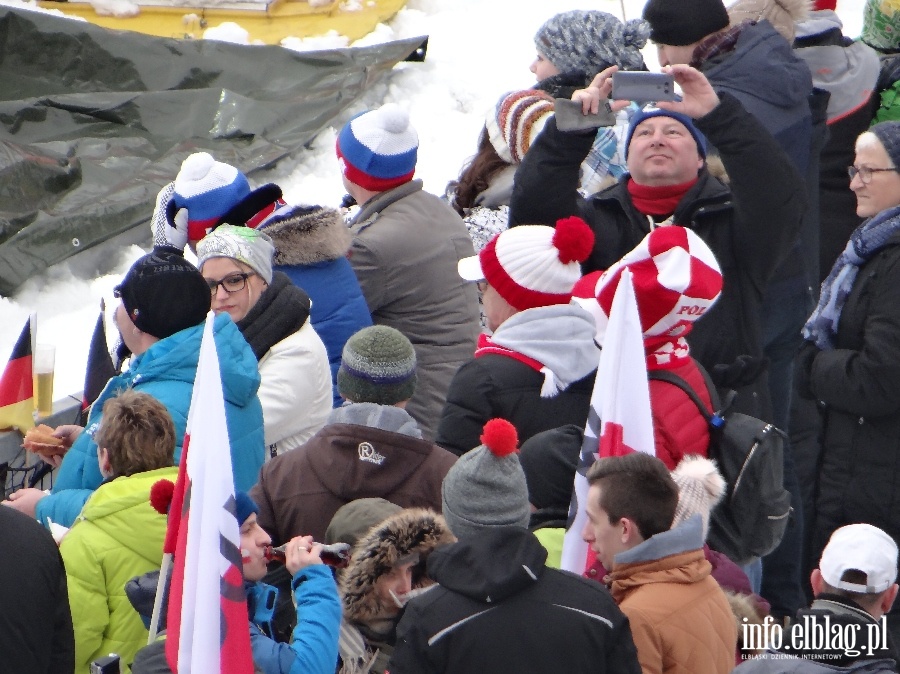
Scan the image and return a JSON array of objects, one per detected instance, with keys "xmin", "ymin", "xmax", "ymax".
[
  {"xmin": 627, "ymin": 177, "xmax": 697, "ymax": 217},
  {"xmin": 804, "ymin": 204, "xmax": 900, "ymax": 349},
  {"xmin": 236, "ymin": 271, "xmax": 310, "ymax": 360}
]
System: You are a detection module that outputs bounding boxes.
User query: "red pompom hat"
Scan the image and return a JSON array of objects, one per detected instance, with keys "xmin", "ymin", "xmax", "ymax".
[{"xmin": 458, "ymin": 216, "xmax": 595, "ymax": 310}]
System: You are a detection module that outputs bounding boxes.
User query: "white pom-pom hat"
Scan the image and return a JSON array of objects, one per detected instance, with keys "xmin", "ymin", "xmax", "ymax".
[
  {"xmin": 336, "ymin": 103, "xmax": 419, "ymax": 192},
  {"xmin": 458, "ymin": 216, "xmax": 595, "ymax": 310}
]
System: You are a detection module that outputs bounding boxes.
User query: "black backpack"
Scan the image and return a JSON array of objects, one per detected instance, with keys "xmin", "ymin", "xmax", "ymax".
[{"xmin": 648, "ymin": 367, "xmax": 791, "ymax": 566}]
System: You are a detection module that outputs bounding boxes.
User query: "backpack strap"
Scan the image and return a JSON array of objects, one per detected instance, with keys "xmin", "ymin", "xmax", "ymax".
[{"xmin": 647, "ymin": 368, "xmax": 727, "ymax": 431}]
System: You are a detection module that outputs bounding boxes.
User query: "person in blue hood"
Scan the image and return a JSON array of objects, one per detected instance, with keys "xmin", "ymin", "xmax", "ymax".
[{"xmin": 3, "ymin": 246, "xmax": 265, "ymax": 528}]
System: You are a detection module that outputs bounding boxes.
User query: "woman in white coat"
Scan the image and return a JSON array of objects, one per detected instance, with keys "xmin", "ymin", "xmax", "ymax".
[{"xmin": 198, "ymin": 224, "xmax": 332, "ymax": 456}]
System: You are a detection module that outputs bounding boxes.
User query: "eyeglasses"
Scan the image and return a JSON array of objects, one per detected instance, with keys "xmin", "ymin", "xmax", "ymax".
[
  {"xmin": 205, "ymin": 272, "xmax": 254, "ymax": 295},
  {"xmin": 848, "ymin": 165, "xmax": 900, "ymax": 184}
]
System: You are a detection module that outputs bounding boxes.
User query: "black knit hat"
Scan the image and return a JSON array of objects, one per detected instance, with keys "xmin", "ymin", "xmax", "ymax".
[
  {"xmin": 338, "ymin": 326, "xmax": 417, "ymax": 405},
  {"xmin": 642, "ymin": 0, "xmax": 730, "ymax": 46},
  {"xmin": 115, "ymin": 246, "xmax": 210, "ymax": 339}
]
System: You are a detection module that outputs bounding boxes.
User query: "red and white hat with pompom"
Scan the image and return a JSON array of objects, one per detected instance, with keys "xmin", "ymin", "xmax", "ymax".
[
  {"xmin": 458, "ymin": 216, "xmax": 595, "ymax": 310},
  {"xmin": 574, "ymin": 227, "xmax": 722, "ymax": 353}
]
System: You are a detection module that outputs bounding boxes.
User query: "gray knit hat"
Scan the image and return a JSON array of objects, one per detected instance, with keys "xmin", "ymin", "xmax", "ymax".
[
  {"xmin": 338, "ymin": 326, "xmax": 417, "ymax": 405},
  {"xmin": 441, "ymin": 419, "xmax": 531, "ymax": 540},
  {"xmin": 196, "ymin": 224, "xmax": 275, "ymax": 284},
  {"xmin": 670, "ymin": 455, "xmax": 725, "ymax": 539},
  {"xmin": 870, "ymin": 121, "xmax": 900, "ymax": 170},
  {"xmin": 534, "ymin": 11, "xmax": 649, "ymax": 76}
]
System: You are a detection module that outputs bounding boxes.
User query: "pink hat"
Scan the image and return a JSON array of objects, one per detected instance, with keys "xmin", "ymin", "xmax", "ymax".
[
  {"xmin": 458, "ymin": 217, "xmax": 594, "ymax": 311},
  {"xmin": 573, "ymin": 227, "xmax": 722, "ymax": 357}
]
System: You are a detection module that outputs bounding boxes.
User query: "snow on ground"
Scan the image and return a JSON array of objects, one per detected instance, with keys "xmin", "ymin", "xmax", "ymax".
[{"xmin": 0, "ymin": 0, "xmax": 867, "ymax": 401}]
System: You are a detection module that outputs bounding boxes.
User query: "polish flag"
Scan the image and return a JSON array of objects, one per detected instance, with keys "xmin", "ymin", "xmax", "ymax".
[
  {"xmin": 165, "ymin": 312, "xmax": 253, "ymax": 674},
  {"xmin": 560, "ymin": 269, "xmax": 655, "ymax": 574}
]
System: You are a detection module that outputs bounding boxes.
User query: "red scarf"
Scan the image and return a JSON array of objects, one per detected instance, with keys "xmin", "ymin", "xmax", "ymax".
[
  {"xmin": 474, "ymin": 333, "xmax": 545, "ymax": 372},
  {"xmin": 627, "ymin": 178, "xmax": 697, "ymax": 217}
]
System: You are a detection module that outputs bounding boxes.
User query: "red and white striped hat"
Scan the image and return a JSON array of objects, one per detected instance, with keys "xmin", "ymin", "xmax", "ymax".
[
  {"xmin": 572, "ymin": 227, "xmax": 722, "ymax": 346},
  {"xmin": 458, "ymin": 216, "xmax": 595, "ymax": 310}
]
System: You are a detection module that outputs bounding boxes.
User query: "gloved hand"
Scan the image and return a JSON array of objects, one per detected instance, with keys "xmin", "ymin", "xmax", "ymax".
[
  {"xmin": 794, "ymin": 341, "xmax": 819, "ymax": 400},
  {"xmin": 150, "ymin": 182, "xmax": 189, "ymax": 250},
  {"xmin": 711, "ymin": 355, "xmax": 770, "ymax": 390}
]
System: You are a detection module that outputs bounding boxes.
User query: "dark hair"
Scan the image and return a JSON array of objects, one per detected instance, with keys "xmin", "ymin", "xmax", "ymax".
[
  {"xmin": 586, "ymin": 452, "xmax": 678, "ymax": 539},
  {"xmin": 820, "ymin": 569, "xmax": 887, "ymax": 609},
  {"xmin": 451, "ymin": 128, "xmax": 512, "ymax": 215}
]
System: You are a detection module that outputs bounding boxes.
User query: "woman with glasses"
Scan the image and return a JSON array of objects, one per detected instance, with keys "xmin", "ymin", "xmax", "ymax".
[
  {"xmin": 197, "ymin": 225, "xmax": 332, "ymax": 457},
  {"xmin": 797, "ymin": 120, "xmax": 900, "ymax": 593}
]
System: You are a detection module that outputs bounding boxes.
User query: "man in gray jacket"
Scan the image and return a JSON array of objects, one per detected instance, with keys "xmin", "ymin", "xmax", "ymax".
[{"xmin": 337, "ymin": 103, "xmax": 480, "ymax": 440}]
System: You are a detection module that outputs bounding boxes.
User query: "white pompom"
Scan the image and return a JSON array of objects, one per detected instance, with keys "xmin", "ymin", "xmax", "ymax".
[
  {"xmin": 179, "ymin": 152, "xmax": 215, "ymax": 181},
  {"xmin": 379, "ymin": 104, "xmax": 409, "ymax": 134}
]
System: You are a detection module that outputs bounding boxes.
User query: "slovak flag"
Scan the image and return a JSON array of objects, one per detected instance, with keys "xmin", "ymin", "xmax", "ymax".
[
  {"xmin": 165, "ymin": 312, "xmax": 253, "ymax": 674},
  {"xmin": 560, "ymin": 269, "xmax": 656, "ymax": 574}
]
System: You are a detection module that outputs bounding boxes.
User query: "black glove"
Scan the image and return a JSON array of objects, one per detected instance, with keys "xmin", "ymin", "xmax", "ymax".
[
  {"xmin": 711, "ymin": 355, "xmax": 770, "ymax": 390},
  {"xmin": 794, "ymin": 341, "xmax": 819, "ymax": 400}
]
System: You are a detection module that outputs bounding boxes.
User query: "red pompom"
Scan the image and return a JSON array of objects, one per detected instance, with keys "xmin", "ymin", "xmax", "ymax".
[
  {"xmin": 480, "ymin": 418, "xmax": 519, "ymax": 457},
  {"xmin": 552, "ymin": 216, "xmax": 595, "ymax": 264},
  {"xmin": 150, "ymin": 479, "xmax": 176, "ymax": 515}
]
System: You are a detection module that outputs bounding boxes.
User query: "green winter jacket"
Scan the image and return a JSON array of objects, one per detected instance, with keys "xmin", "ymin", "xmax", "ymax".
[{"xmin": 60, "ymin": 466, "xmax": 178, "ymax": 673}]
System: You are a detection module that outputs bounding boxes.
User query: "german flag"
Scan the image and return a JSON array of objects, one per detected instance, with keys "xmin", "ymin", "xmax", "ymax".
[{"xmin": 0, "ymin": 319, "xmax": 34, "ymax": 432}]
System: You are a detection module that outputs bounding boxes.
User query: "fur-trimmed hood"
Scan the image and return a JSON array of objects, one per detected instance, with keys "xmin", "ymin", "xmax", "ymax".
[
  {"xmin": 339, "ymin": 508, "xmax": 455, "ymax": 625},
  {"xmin": 259, "ymin": 203, "xmax": 352, "ymax": 266}
]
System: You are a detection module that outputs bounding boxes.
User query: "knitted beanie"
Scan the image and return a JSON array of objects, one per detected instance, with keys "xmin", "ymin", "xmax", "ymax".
[
  {"xmin": 625, "ymin": 106, "xmax": 709, "ymax": 159},
  {"xmin": 486, "ymin": 90, "xmax": 555, "ymax": 164},
  {"xmin": 869, "ymin": 121, "xmax": 900, "ymax": 169},
  {"xmin": 518, "ymin": 424, "xmax": 581, "ymax": 511},
  {"xmin": 862, "ymin": 0, "xmax": 900, "ymax": 51},
  {"xmin": 172, "ymin": 152, "xmax": 252, "ymax": 243},
  {"xmin": 234, "ymin": 491, "xmax": 259, "ymax": 526},
  {"xmin": 534, "ymin": 11, "xmax": 650, "ymax": 75},
  {"xmin": 441, "ymin": 419, "xmax": 531, "ymax": 540},
  {"xmin": 670, "ymin": 455, "xmax": 725, "ymax": 539},
  {"xmin": 196, "ymin": 224, "xmax": 276, "ymax": 284},
  {"xmin": 115, "ymin": 246, "xmax": 210, "ymax": 339},
  {"xmin": 572, "ymin": 227, "xmax": 722, "ymax": 350},
  {"xmin": 336, "ymin": 104, "xmax": 419, "ymax": 192},
  {"xmin": 643, "ymin": 0, "xmax": 730, "ymax": 46},
  {"xmin": 457, "ymin": 216, "xmax": 595, "ymax": 310},
  {"xmin": 338, "ymin": 325, "xmax": 417, "ymax": 405}
]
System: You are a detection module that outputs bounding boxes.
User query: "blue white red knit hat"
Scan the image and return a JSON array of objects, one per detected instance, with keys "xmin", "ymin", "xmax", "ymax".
[
  {"xmin": 625, "ymin": 106, "xmax": 708, "ymax": 159},
  {"xmin": 172, "ymin": 152, "xmax": 252, "ymax": 243},
  {"xmin": 572, "ymin": 227, "xmax": 722, "ymax": 358},
  {"xmin": 336, "ymin": 104, "xmax": 419, "ymax": 192},
  {"xmin": 458, "ymin": 216, "xmax": 595, "ymax": 311}
]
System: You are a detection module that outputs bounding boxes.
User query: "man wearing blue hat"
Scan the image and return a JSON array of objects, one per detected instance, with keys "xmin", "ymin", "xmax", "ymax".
[{"xmin": 335, "ymin": 104, "xmax": 479, "ymax": 442}]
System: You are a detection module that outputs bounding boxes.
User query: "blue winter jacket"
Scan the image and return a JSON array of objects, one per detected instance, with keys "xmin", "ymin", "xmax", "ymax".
[
  {"xmin": 247, "ymin": 565, "xmax": 341, "ymax": 674},
  {"xmin": 36, "ymin": 313, "xmax": 264, "ymax": 528},
  {"xmin": 276, "ymin": 259, "xmax": 372, "ymax": 407}
]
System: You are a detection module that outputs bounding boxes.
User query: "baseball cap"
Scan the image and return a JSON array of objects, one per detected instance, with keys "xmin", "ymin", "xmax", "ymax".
[{"xmin": 820, "ymin": 524, "xmax": 899, "ymax": 594}]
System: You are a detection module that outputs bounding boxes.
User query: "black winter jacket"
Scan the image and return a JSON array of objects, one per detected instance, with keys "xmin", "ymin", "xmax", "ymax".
[
  {"xmin": 388, "ymin": 527, "xmax": 641, "ymax": 674},
  {"xmin": 510, "ymin": 94, "xmax": 806, "ymax": 418},
  {"xmin": 805, "ymin": 232, "xmax": 900, "ymax": 558},
  {"xmin": 435, "ymin": 355, "xmax": 595, "ymax": 456}
]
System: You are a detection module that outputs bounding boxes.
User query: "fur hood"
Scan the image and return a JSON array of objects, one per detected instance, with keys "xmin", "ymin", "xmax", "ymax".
[
  {"xmin": 259, "ymin": 203, "xmax": 352, "ymax": 266},
  {"xmin": 340, "ymin": 508, "xmax": 455, "ymax": 624},
  {"xmin": 726, "ymin": 590, "xmax": 769, "ymax": 657},
  {"xmin": 728, "ymin": 0, "xmax": 811, "ymax": 43}
]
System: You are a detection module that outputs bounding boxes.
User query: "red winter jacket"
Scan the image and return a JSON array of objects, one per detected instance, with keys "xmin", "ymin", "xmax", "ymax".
[{"xmin": 649, "ymin": 357, "xmax": 713, "ymax": 470}]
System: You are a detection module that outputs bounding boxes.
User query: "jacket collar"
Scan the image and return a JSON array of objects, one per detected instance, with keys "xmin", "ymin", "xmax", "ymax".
[{"xmin": 350, "ymin": 180, "xmax": 424, "ymax": 231}]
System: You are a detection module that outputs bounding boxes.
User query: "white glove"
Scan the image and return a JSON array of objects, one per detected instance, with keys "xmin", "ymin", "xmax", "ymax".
[{"xmin": 150, "ymin": 181, "xmax": 189, "ymax": 250}]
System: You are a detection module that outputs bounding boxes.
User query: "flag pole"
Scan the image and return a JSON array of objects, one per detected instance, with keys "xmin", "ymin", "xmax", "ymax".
[{"xmin": 148, "ymin": 552, "xmax": 173, "ymax": 643}]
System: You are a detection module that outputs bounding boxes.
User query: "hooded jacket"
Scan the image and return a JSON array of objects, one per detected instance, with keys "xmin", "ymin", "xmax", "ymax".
[
  {"xmin": 37, "ymin": 312, "xmax": 264, "ymax": 529},
  {"xmin": 609, "ymin": 515, "xmax": 737, "ymax": 674},
  {"xmin": 348, "ymin": 179, "xmax": 480, "ymax": 440},
  {"xmin": 510, "ymin": 93, "xmax": 806, "ymax": 420},
  {"xmin": 250, "ymin": 403, "xmax": 457, "ymax": 545},
  {"xmin": 436, "ymin": 304, "xmax": 599, "ymax": 455},
  {"xmin": 60, "ymin": 466, "xmax": 178, "ymax": 673},
  {"xmin": 261, "ymin": 206, "xmax": 373, "ymax": 407},
  {"xmin": 335, "ymin": 509, "xmax": 455, "ymax": 674},
  {"xmin": 389, "ymin": 526, "xmax": 642, "ymax": 674}
]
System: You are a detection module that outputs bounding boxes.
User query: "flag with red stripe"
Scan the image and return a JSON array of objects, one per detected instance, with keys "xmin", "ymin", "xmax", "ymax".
[
  {"xmin": 165, "ymin": 312, "xmax": 253, "ymax": 674},
  {"xmin": 560, "ymin": 269, "xmax": 655, "ymax": 573},
  {"xmin": 80, "ymin": 299, "xmax": 117, "ymax": 426},
  {"xmin": 0, "ymin": 318, "xmax": 34, "ymax": 433}
]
